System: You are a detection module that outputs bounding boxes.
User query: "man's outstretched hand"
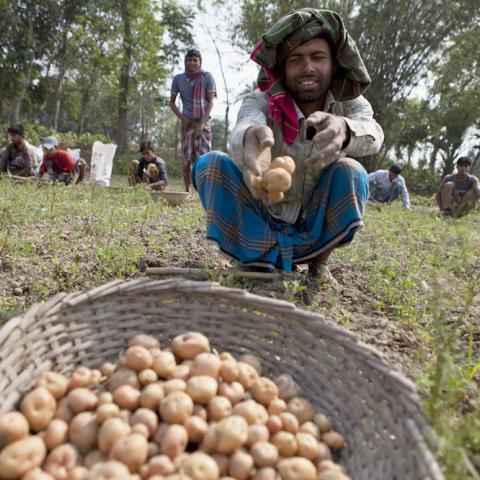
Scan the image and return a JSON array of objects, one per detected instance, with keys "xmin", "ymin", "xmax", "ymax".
[
  {"xmin": 305, "ymin": 112, "xmax": 349, "ymax": 168},
  {"xmin": 243, "ymin": 125, "xmax": 274, "ymax": 204}
]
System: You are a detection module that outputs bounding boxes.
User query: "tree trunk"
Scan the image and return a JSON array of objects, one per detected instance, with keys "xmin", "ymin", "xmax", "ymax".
[
  {"xmin": 77, "ymin": 84, "xmax": 92, "ymax": 135},
  {"xmin": 52, "ymin": 66, "xmax": 67, "ymax": 131},
  {"xmin": 223, "ymin": 104, "xmax": 229, "ymax": 152},
  {"xmin": 116, "ymin": 0, "xmax": 132, "ymax": 153}
]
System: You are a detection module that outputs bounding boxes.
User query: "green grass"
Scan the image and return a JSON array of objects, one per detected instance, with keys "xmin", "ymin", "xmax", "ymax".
[{"xmin": 0, "ymin": 181, "xmax": 479, "ymax": 478}]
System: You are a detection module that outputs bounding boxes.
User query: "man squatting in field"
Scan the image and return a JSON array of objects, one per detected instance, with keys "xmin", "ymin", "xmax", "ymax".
[
  {"xmin": 129, "ymin": 140, "xmax": 168, "ymax": 190},
  {"xmin": 191, "ymin": 8, "xmax": 384, "ymax": 282},
  {"xmin": 0, "ymin": 124, "xmax": 36, "ymax": 177},
  {"xmin": 169, "ymin": 49, "xmax": 216, "ymax": 193}
]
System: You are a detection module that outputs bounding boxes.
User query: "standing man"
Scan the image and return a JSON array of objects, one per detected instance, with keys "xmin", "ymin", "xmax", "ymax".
[
  {"xmin": 170, "ymin": 48, "xmax": 216, "ymax": 192},
  {"xmin": 38, "ymin": 136, "xmax": 77, "ymax": 184},
  {"xmin": 0, "ymin": 125, "xmax": 35, "ymax": 177},
  {"xmin": 191, "ymin": 8, "xmax": 384, "ymax": 281},
  {"xmin": 368, "ymin": 164, "xmax": 410, "ymax": 209},
  {"xmin": 436, "ymin": 157, "xmax": 480, "ymax": 217}
]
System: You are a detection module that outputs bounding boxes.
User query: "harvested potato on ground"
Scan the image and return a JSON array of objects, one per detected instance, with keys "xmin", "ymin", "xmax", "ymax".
[
  {"xmin": 208, "ymin": 396, "xmax": 232, "ymax": 421},
  {"xmin": 20, "ymin": 387, "xmax": 57, "ymax": 432},
  {"xmin": 189, "ymin": 353, "xmax": 222, "ymax": 379},
  {"xmin": 69, "ymin": 412, "xmax": 98, "ymax": 452},
  {"xmin": 54, "ymin": 398, "xmax": 74, "ymax": 424},
  {"xmin": 69, "ymin": 367, "xmax": 96, "ymax": 390},
  {"xmin": 182, "ymin": 451, "xmax": 220, "ymax": 480},
  {"xmin": 109, "ymin": 433, "xmax": 148, "ymax": 472},
  {"xmin": 314, "ymin": 414, "xmax": 332, "ymax": 433},
  {"xmin": 184, "ymin": 416, "xmax": 208, "ymax": 443},
  {"xmin": 140, "ymin": 383, "xmax": 165, "ymax": 411},
  {"xmin": 287, "ymin": 397, "xmax": 315, "ymax": 424},
  {"xmin": 172, "ymin": 332, "xmax": 210, "ymax": 360},
  {"xmin": 250, "ymin": 441, "xmax": 279, "ymax": 468},
  {"xmin": 238, "ymin": 354, "xmax": 262, "ymax": 375},
  {"xmin": 139, "ymin": 369, "xmax": 158, "ymax": 385},
  {"xmin": 252, "ymin": 467, "xmax": 277, "ymax": 480},
  {"xmin": 106, "ymin": 367, "xmax": 140, "ymax": 392},
  {"xmin": 275, "ymin": 374, "xmax": 300, "ymax": 402},
  {"xmin": 277, "ymin": 457, "xmax": 316, "ymax": 480},
  {"xmin": 232, "ymin": 400, "xmax": 268, "ymax": 425},
  {"xmin": 43, "ymin": 443, "xmax": 79, "ymax": 480},
  {"xmin": 295, "ymin": 432, "xmax": 320, "ymax": 460},
  {"xmin": 113, "ymin": 385, "xmax": 141, "ymax": 411},
  {"xmin": 219, "ymin": 359, "xmax": 239, "ymax": 383},
  {"xmin": 217, "ymin": 382, "xmax": 245, "ymax": 405},
  {"xmin": 124, "ymin": 346, "xmax": 153, "ymax": 372},
  {"xmin": 0, "ymin": 412, "xmax": 29, "ymax": 448},
  {"xmin": 131, "ymin": 408, "xmax": 158, "ymax": 438},
  {"xmin": 299, "ymin": 421, "xmax": 320, "ymax": 439},
  {"xmin": 145, "ymin": 454, "xmax": 176, "ymax": 476},
  {"xmin": 266, "ymin": 414, "xmax": 283, "ymax": 434},
  {"xmin": 186, "ymin": 376, "xmax": 218, "ymax": 404},
  {"xmin": 251, "ymin": 377, "xmax": 278, "ymax": 405},
  {"xmin": 67, "ymin": 388, "xmax": 98, "ymax": 414},
  {"xmin": 44, "ymin": 419, "xmax": 69, "ymax": 450},
  {"xmin": 229, "ymin": 449, "xmax": 254, "ymax": 480},
  {"xmin": 322, "ymin": 431, "xmax": 345, "ymax": 450},
  {"xmin": 268, "ymin": 398, "xmax": 287, "ymax": 415},
  {"xmin": 271, "ymin": 431, "xmax": 297, "ymax": 457},
  {"xmin": 279, "ymin": 412, "xmax": 299, "ymax": 434},
  {"xmin": 160, "ymin": 425, "xmax": 188, "ymax": 459},
  {"xmin": 35, "ymin": 372, "xmax": 69, "ymax": 400},
  {"xmin": 95, "ymin": 403, "xmax": 120, "ymax": 424},
  {"xmin": 152, "ymin": 351, "xmax": 177, "ymax": 379},
  {"xmin": 98, "ymin": 417, "xmax": 131, "ymax": 455},
  {"xmin": 100, "ymin": 362, "xmax": 116, "ymax": 377},
  {"xmin": 160, "ymin": 391, "xmax": 193, "ymax": 424},
  {"xmin": 214, "ymin": 416, "xmax": 248, "ymax": 454},
  {"xmin": 236, "ymin": 362, "xmax": 259, "ymax": 390},
  {"xmin": 22, "ymin": 467, "xmax": 55, "ymax": 480},
  {"xmin": 246, "ymin": 424, "xmax": 270, "ymax": 447},
  {"xmin": 0, "ymin": 436, "xmax": 47, "ymax": 479},
  {"xmin": 129, "ymin": 334, "xmax": 160, "ymax": 350},
  {"xmin": 86, "ymin": 460, "xmax": 130, "ymax": 479}
]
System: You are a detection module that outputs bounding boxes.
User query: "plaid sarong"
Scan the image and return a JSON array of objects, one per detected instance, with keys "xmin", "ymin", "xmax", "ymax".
[
  {"xmin": 181, "ymin": 121, "xmax": 212, "ymax": 174},
  {"xmin": 250, "ymin": 8, "xmax": 371, "ymax": 145},
  {"xmin": 192, "ymin": 151, "xmax": 368, "ymax": 272}
]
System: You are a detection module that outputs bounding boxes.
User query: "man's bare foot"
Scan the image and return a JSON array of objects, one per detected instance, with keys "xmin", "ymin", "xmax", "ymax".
[{"xmin": 308, "ymin": 261, "xmax": 338, "ymax": 286}]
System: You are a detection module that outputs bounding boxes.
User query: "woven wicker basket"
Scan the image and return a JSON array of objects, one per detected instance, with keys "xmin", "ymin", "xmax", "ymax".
[{"xmin": 0, "ymin": 278, "xmax": 444, "ymax": 480}]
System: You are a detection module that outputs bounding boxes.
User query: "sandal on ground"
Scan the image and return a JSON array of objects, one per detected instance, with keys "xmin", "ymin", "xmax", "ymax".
[{"xmin": 237, "ymin": 262, "xmax": 276, "ymax": 274}]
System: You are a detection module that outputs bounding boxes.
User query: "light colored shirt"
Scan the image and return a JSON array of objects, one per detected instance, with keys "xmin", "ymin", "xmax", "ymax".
[
  {"xmin": 230, "ymin": 90, "xmax": 384, "ymax": 224},
  {"xmin": 368, "ymin": 170, "xmax": 410, "ymax": 209}
]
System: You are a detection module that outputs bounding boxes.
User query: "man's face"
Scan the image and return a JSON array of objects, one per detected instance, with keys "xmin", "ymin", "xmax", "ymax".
[
  {"xmin": 457, "ymin": 163, "xmax": 470, "ymax": 176},
  {"xmin": 9, "ymin": 133, "xmax": 23, "ymax": 146},
  {"xmin": 185, "ymin": 55, "xmax": 201, "ymax": 74},
  {"xmin": 43, "ymin": 147, "xmax": 56, "ymax": 159},
  {"xmin": 284, "ymin": 37, "xmax": 334, "ymax": 103},
  {"xmin": 142, "ymin": 150, "xmax": 154, "ymax": 162},
  {"xmin": 389, "ymin": 171, "xmax": 399, "ymax": 182}
]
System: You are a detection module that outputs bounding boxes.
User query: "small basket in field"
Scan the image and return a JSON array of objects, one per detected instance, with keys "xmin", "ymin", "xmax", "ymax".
[
  {"xmin": 0, "ymin": 278, "xmax": 443, "ymax": 480},
  {"xmin": 150, "ymin": 190, "xmax": 191, "ymax": 206}
]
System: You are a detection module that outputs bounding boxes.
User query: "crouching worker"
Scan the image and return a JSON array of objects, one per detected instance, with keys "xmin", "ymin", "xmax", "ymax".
[
  {"xmin": 0, "ymin": 124, "xmax": 35, "ymax": 177},
  {"xmin": 436, "ymin": 156, "xmax": 480, "ymax": 217},
  {"xmin": 191, "ymin": 8, "xmax": 384, "ymax": 282},
  {"xmin": 368, "ymin": 164, "xmax": 410, "ymax": 209},
  {"xmin": 38, "ymin": 136, "xmax": 78, "ymax": 184},
  {"xmin": 129, "ymin": 141, "xmax": 168, "ymax": 190}
]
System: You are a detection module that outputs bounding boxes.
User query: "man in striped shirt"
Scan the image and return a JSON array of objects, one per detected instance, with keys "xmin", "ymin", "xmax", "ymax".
[{"xmin": 170, "ymin": 49, "xmax": 216, "ymax": 192}]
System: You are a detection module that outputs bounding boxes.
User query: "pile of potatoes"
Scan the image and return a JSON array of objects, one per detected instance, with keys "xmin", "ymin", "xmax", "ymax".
[{"xmin": 0, "ymin": 332, "xmax": 351, "ymax": 480}]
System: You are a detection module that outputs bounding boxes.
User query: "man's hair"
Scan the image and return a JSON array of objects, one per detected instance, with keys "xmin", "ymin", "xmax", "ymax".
[
  {"xmin": 317, "ymin": 27, "xmax": 337, "ymax": 60},
  {"xmin": 456, "ymin": 156, "xmax": 472, "ymax": 166},
  {"xmin": 185, "ymin": 48, "xmax": 202, "ymax": 61},
  {"xmin": 389, "ymin": 164, "xmax": 402, "ymax": 174},
  {"xmin": 7, "ymin": 124, "xmax": 25, "ymax": 135},
  {"xmin": 140, "ymin": 140, "xmax": 155, "ymax": 153}
]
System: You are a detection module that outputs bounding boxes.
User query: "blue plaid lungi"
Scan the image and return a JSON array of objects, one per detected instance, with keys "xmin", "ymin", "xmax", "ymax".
[{"xmin": 192, "ymin": 151, "xmax": 368, "ymax": 272}]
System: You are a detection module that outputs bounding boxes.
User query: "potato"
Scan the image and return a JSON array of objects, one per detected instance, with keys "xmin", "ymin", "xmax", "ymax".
[
  {"xmin": 184, "ymin": 416, "xmax": 208, "ymax": 443},
  {"xmin": 251, "ymin": 378, "xmax": 278, "ymax": 405},
  {"xmin": 107, "ymin": 367, "xmax": 140, "ymax": 392},
  {"xmin": 171, "ymin": 364, "xmax": 191, "ymax": 381},
  {"xmin": 270, "ymin": 156, "xmax": 296, "ymax": 175},
  {"xmin": 232, "ymin": 400, "xmax": 268, "ymax": 425},
  {"xmin": 250, "ymin": 441, "xmax": 279, "ymax": 468},
  {"xmin": 277, "ymin": 457, "xmax": 316, "ymax": 480},
  {"xmin": 261, "ymin": 168, "xmax": 292, "ymax": 194},
  {"xmin": 43, "ymin": 444, "xmax": 78, "ymax": 480},
  {"xmin": 69, "ymin": 412, "xmax": 98, "ymax": 451},
  {"xmin": 152, "ymin": 352, "xmax": 177, "ymax": 379},
  {"xmin": 214, "ymin": 416, "xmax": 248, "ymax": 454},
  {"xmin": 287, "ymin": 397, "xmax": 315, "ymax": 424},
  {"xmin": 238, "ymin": 354, "xmax": 262, "ymax": 375},
  {"xmin": 44, "ymin": 419, "xmax": 69, "ymax": 450},
  {"xmin": 131, "ymin": 408, "xmax": 158, "ymax": 438},
  {"xmin": 100, "ymin": 362, "xmax": 116, "ymax": 377},
  {"xmin": 236, "ymin": 362, "xmax": 259, "ymax": 390},
  {"xmin": 199, "ymin": 423, "xmax": 218, "ymax": 452},
  {"xmin": 275, "ymin": 375, "xmax": 300, "ymax": 402},
  {"xmin": 113, "ymin": 385, "xmax": 141, "ymax": 411},
  {"xmin": 98, "ymin": 417, "xmax": 131, "ymax": 454},
  {"xmin": 279, "ymin": 412, "xmax": 299, "ymax": 434},
  {"xmin": 171, "ymin": 332, "xmax": 210, "ymax": 360},
  {"xmin": 246, "ymin": 424, "xmax": 270, "ymax": 447},
  {"xmin": 147, "ymin": 441, "xmax": 160, "ymax": 459},
  {"xmin": 219, "ymin": 359, "xmax": 239, "ymax": 383},
  {"xmin": 98, "ymin": 393, "xmax": 113, "ymax": 405},
  {"xmin": 0, "ymin": 412, "xmax": 29, "ymax": 448},
  {"xmin": 35, "ymin": 372, "xmax": 69, "ymax": 400},
  {"xmin": 21, "ymin": 468, "xmax": 55, "ymax": 480},
  {"xmin": 189, "ymin": 353, "xmax": 221, "ymax": 379},
  {"xmin": 208, "ymin": 396, "xmax": 232, "ymax": 421},
  {"xmin": 86, "ymin": 461, "xmax": 130, "ymax": 479},
  {"xmin": 217, "ymin": 382, "xmax": 245, "ymax": 405},
  {"xmin": 268, "ymin": 398, "xmax": 287, "ymax": 416},
  {"xmin": 317, "ymin": 465, "xmax": 350, "ymax": 480},
  {"xmin": 70, "ymin": 466, "xmax": 88, "ymax": 480},
  {"xmin": 228, "ymin": 449, "xmax": 254, "ymax": 480},
  {"xmin": 83, "ymin": 450, "xmax": 107, "ymax": 469},
  {"xmin": 160, "ymin": 425, "xmax": 188, "ymax": 459},
  {"xmin": 67, "ymin": 388, "xmax": 98, "ymax": 414},
  {"xmin": 54, "ymin": 398, "xmax": 74, "ymax": 424},
  {"xmin": 124, "ymin": 346, "xmax": 154, "ymax": 372},
  {"xmin": 129, "ymin": 334, "xmax": 160, "ymax": 350},
  {"xmin": 299, "ymin": 421, "xmax": 320, "ymax": 439},
  {"xmin": 266, "ymin": 415, "xmax": 283, "ymax": 434},
  {"xmin": 182, "ymin": 452, "xmax": 220, "ymax": 480},
  {"xmin": 96, "ymin": 403, "xmax": 120, "ymax": 424},
  {"xmin": 252, "ymin": 467, "xmax": 277, "ymax": 480},
  {"xmin": 163, "ymin": 379, "xmax": 187, "ymax": 395},
  {"xmin": 132, "ymin": 423, "xmax": 149, "ymax": 438},
  {"xmin": 322, "ymin": 431, "xmax": 345, "ymax": 450},
  {"xmin": 20, "ymin": 387, "xmax": 57, "ymax": 432},
  {"xmin": 139, "ymin": 369, "xmax": 158, "ymax": 385},
  {"xmin": 314, "ymin": 414, "xmax": 332, "ymax": 433},
  {"xmin": 146, "ymin": 455, "xmax": 176, "ymax": 477},
  {"xmin": 0, "ymin": 436, "xmax": 46, "ymax": 479},
  {"xmin": 296, "ymin": 433, "xmax": 319, "ymax": 460},
  {"xmin": 109, "ymin": 433, "xmax": 148, "ymax": 472},
  {"xmin": 316, "ymin": 442, "xmax": 332, "ymax": 462},
  {"xmin": 160, "ymin": 391, "xmax": 193, "ymax": 424},
  {"xmin": 140, "ymin": 382, "xmax": 165, "ymax": 411},
  {"xmin": 69, "ymin": 367, "xmax": 95, "ymax": 390},
  {"xmin": 186, "ymin": 376, "xmax": 218, "ymax": 404},
  {"xmin": 271, "ymin": 431, "xmax": 297, "ymax": 457}
]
